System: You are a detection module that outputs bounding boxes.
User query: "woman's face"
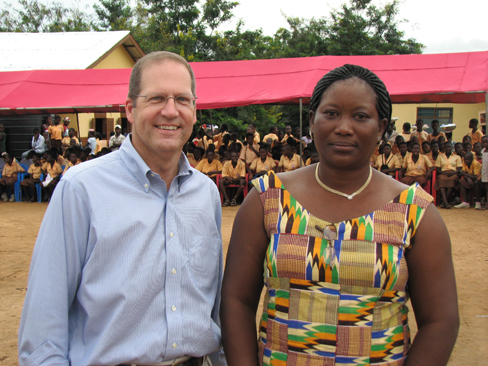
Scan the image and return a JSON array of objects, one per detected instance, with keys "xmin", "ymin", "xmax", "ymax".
[{"xmin": 309, "ymin": 78, "xmax": 387, "ymax": 169}]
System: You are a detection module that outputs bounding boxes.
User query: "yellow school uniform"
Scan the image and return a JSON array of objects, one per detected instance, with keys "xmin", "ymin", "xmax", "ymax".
[
  {"xmin": 410, "ymin": 130, "xmax": 429, "ymax": 145},
  {"xmin": 435, "ymin": 153, "xmax": 462, "ymax": 172},
  {"xmin": 95, "ymin": 139, "xmax": 108, "ymax": 154},
  {"xmin": 212, "ymin": 131, "xmax": 229, "ymax": 149},
  {"xmin": 2, "ymin": 161, "xmax": 25, "ymax": 177},
  {"xmin": 42, "ymin": 162, "xmax": 63, "ymax": 178},
  {"xmin": 195, "ymin": 159, "xmax": 223, "ymax": 178},
  {"xmin": 279, "ymin": 154, "xmax": 302, "ymax": 172},
  {"xmin": 281, "ymin": 134, "xmax": 294, "ymax": 145},
  {"xmin": 468, "ymin": 129, "xmax": 484, "ymax": 145},
  {"xmin": 428, "ymin": 132, "xmax": 446, "ymax": 142},
  {"xmin": 462, "ymin": 160, "xmax": 481, "ymax": 179},
  {"xmin": 403, "ymin": 154, "xmax": 433, "ymax": 177},
  {"xmin": 254, "ymin": 131, "xmax": 261, "ymax": 144},
  {"xmin": 250, "ymin": 156, "xmax": 276, "ymax": 173},
  {"xmin": 240, "ymin": 144, "xmax": 259, "ymax": 165},
  {"xmin": 375, "ymin": 153, "xmax": 400, "ymax": 170},
  {"xmin": 28, "ymin": 164, "xmax": 42, "ymax": 180},
  {"xmin": 222, "ymin": 160, "xmax": 246, "ymax": 179},
  {"xmin": 262, "ymin": 133, "xmax": 279, "ymax": 146},
  {"xmin": 62, "ymin": 136, "xmax": 71, "ymax": 147},
  {"xmin": 394, "ymin": 152, "xmax": 410, "ymax": 168},
  {"xmin": 48, "ymin": 124, "xmax": 64, "ymax": 140},
  {"xmin": 400, "ymin": 133, "xmax": 411, "ymax": 142}
]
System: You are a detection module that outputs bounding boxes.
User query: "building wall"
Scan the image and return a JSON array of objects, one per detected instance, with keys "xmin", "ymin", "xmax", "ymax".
[
  {"xmin": 93, "ymin": 45, "xmax": 135, "ymax": 69},
  {"xmin": 392, "ymin": 102, "xmax": 486, "ymax": 142}
]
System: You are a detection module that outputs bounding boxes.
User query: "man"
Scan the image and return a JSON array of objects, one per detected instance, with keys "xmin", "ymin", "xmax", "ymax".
[
  {"xmin": 84, "ymin": 130, "xmax": 97, "ymax": 155},
  {"xmin": 22, "ymin": 128, "xmax": 46, "ymax": 158},
  {"xmin": 250, "ymin": 122, "xmax": 260, "ymax": 144},
  {"xmin": 411, "ymin": 119, "xmax": 429, "ymax": 145},
  {"xmin": 239, "ymin": 132, "xmax": 259, "ymax": 166},
  {"xmin": 19, "ymin": 51, "xmax": 224, "ymax": 366},
  {"xmin": 63, "ymin": 117, "xmax": 71, "ymax": 136},
  {"xmin": 109, "ymin": 124, "xmax": 126, "ymax": 151},
  {"xmin": 384, "ymin": 121, "xmax": 400, "ymax": 145}
]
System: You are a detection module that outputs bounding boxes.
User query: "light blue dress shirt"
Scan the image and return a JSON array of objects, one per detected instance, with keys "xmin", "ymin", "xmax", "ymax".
[{"xmin": 18, "ymin": 135, "xmax": 225, "ymax": 366}]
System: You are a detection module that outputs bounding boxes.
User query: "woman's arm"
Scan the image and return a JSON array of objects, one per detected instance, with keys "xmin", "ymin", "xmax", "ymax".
[
  {"xmin": 221, "ymin": 189, "xmax": 270, "ymax": 366},
  {"xmin": 405, "ymin": 204, "xmax": 459, "ymax": 366}
]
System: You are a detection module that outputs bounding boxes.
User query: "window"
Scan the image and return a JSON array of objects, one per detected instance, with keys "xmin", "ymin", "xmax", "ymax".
[{"xmin": 416, "ymin": 108, "xmax": 453, "ymax": 133}]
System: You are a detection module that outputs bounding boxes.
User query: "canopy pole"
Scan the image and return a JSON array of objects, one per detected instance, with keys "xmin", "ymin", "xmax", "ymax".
[
  {"xmin": 74, "ymin": 108, "xmax": 81, "ymax": 142},
  {"xmin": 299, "ymin": 98, "xmax": 303, "ymax": 167},
  {"xmin": 485, "ymin": 91, "xmax": 488, "ymax": 133}
]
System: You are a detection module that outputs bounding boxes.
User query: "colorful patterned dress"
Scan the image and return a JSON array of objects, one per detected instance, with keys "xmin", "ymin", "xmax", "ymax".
[{"xmin": 252, "ymin": 171, "xmax": 433, "ymax": 366}]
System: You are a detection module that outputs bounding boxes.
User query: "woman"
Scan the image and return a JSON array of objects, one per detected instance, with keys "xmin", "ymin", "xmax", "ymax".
[{"xmin": 221, "ymin": 65, "xmax": 458, "ymax": 366}]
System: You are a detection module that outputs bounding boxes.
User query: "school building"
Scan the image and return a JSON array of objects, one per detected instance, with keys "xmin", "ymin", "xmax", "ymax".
[{"xmin": 0, "ymin": 31, "xmax": 145, "ymax": 156}]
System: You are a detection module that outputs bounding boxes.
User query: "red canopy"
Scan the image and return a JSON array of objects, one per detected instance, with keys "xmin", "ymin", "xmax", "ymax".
[{"xmin": 1, "ymin": 51, "xmax": 487, "ymax": 115}]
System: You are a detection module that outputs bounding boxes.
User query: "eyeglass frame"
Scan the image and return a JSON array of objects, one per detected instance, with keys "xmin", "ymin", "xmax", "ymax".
[{"xmin": 134, "ymin": 93, "xmax": 198, "ymax": 109}]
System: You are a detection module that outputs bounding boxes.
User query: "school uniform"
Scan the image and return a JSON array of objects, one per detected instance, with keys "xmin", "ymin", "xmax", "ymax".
[
  {"xmin": 250, "ymin": 156, "xmax": 276, "ymax": 173},
  {"xmin": 263, "ymin": 133, "xmax": 279, "ymax": 146},
  {"xmin": 428, "ymin": 132, "xmax": 446, "ymax": 142},
  {"xmin": 434, "ymin": 153, "xmax": 462, "ymax": 189},
  {"xmin": 410, "ymin": 130, "xmax": 429, "ymax": 145},
  {"xmin": 95, "ymin": 139, "xmax": 108, "ymax": 154},
  {"xmin": 212, "ymin": 131, "xmax": 229, "ymax": 150},
  {"xmin": 21, "ymin": 164, "xmax": 43, "ymax": 191},
  {"xmin": 375, "ymin": 153, "xmax": 400, "ymax": 176},
  {"xmin": 394, "ymin": 152, "xmax": 410, "ymax": 168},
  {"xmin": 2, "ymin": 160, "xmax": 25, "ymax": 178},
  {"xmin": 240, "ymin": 143, "xmax": 259, "ymax": 165},
  {"xmin": 48, "ymin": 124, "xmax": 64, "ymax": 149},
  {"xmin": 222, "ymin": 160, "xmax": 246, "ymax": 179},
  {"xmin": 42, "ymin": 162, "xmax": 63, "ymax": 179},
  {"xmin": 279, "ymin": 154, "xmax": 302, "ymax": 172},
  {"xmin": 305, "ymin": 158, "xmax": 312, "ymax": 166},
  {"xmin": 459, "ymin": 160, "xmax": 482, "ymax": 190},
  {"xmin": 63, "ymin": 161, "xmax": 80, "ymax": 175},
  {"xmin": 195, "ymin": 159, "xmax": 223, "ymax": 178},
  {"xmin": 400, "ymin": 132, "xmax": 411, "ymax": 142},
  {"xmin": 401, "ymin": 154, "xmax": 433, "ymax": 186},
  {"xmin": 253, "ymin": 131, "xmax": 261, "ymax": 144},
  {"xmin": 281, "ymin": 134, "xmax": 294, "ymax": 145},
  {"xmin": 468, "ymin": 129, "xmax": 484, "ymax": 144},
  {"xmin": 424, "ymin": 151, "xmax": 439, "ymax": 166}
]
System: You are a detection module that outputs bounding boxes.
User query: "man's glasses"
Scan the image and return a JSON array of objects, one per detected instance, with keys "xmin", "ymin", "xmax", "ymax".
[{"xmin": 135, "ymin": 94, "xmax": 197, "ymax": 109}]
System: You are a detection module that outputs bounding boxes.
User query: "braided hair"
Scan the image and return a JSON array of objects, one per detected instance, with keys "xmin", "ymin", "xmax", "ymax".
[{"xmin": 309, "ymin": 64, "xmax": 392, "ymax": 126}]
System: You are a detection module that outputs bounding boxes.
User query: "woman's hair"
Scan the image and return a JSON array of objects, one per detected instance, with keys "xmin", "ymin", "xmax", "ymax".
[{"xmin": 309, "ymin": 64, "xmax": 392, "ymax": 125}]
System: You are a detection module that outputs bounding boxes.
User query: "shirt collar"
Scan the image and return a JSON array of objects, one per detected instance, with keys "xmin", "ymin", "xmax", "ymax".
[{"xmin": 118, "ymin": 134, "xmax": 193, "ymax": 192}]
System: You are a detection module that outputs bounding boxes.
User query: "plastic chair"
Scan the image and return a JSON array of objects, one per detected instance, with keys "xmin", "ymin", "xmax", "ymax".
[
  {"xmin": 216, "ymin": 173, "xmax": 249, "ymax": 205},
  {"xmin": 36, "ymin": 174, "xmax": 45, "ymax": 203},
  {"xmin": 17, "ymin": 163, "xmax": 29, "ymax": 202}
]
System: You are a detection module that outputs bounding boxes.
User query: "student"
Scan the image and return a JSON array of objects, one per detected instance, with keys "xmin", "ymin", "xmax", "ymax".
[
  {"xmin": 468, "ymin": 118, "xmax": 484, "ymax": 144},
  {"xmin": 421, "ymin": 140, "xmax": 431, "ymax": 155},
  {"xmin": 188, "ymin": 146, "xmax": 203, "ymax": 167},
  {"xmin": 278, "ymin": 143, "xmax": 302, "ymax": 172},
  {"xmin": 280, "ymin": 125, "xmax": 293, "ymax": 144},
  {"xmin": 435, "ymin": 142, "xmax": 462, "ymax": 208},
  {"xmin": 62, "ymin": 128, "xmax": 79, "ymax": 150},
  {"xmin": 20, "ymin": 153, "xmax": 43, "ymax": 202},
  {"xmin": 195, "ymin": 150, "xmax": 223, "ymax": 183},
  {"xmin": 218, "ymin": 134, "xmax": 231, "ymax": 155},
  {"xmin": 463, "ymin": 142, "xmax": 473, "ymax": 156},
  {"xmin": 438, "ymin": 135, "xmax": 447, "ymax": 152},
  {"xmin": 454, "ymin": 142, "xmax": 463, "ymax": 157},
  {"xmin": 454, "ymin": 152, "xmax": 481, "ymax": 209},
  {"xmin": 229, "ymin": 132, "xmax": 243, "ymax": 151},
  {"xmin": 250, "ymin": 122, "xmax": 260, "ymax": 144},
  {"xmin": 262, "ymin": 126, "xmax": 279, "ymax": 146},
  {"xmin": 302, "ymin": 146, "xmax": 311, "ymax": 164},
  {"xmin": 212, "ymin": 123, "xmax": 229, "ymax": 149},
  {"xmin": 429, "ymin": 119, "xmax": 446, "ymax": 142},
  {"xmin": 0, "ymin": 152, "xmax": 25, "ymax": 202},
  {"xmin": 400, "ymin": 122, "xmax": 412, "ymax": 142},
  {"xmin": 249, "ymin": 146, "xmax": 276, "ymax": 179},
  {"xmin": 480, "ymin": 136, "xmax": 488, "ymax": 210},
  {"xmin": 399, "ymin": 142, "xmax": 434, "ymax": 188},
  {"xmin": 375, "ymin": 142, "xmax": 400, "ymax": 176},
  {"xmin": 110, "ymin": 125, "xmax": 126, "ymax": 151},
  {"xmin": 41, "ymin": 150, "xmax": 63, "ymax": 201},
  {"xmin": 395, "ymin": 141, "xmax": 410, "ymax": 167},
  {"xmin": 391, "ymin": 134, "xmax": 404, "ymax": 155},
  {"xmin": 84, "ymin": 130, "xmax": 97, "ymax": 155},
  {"xmin": 41, "ymin": 115, "xmax": 52, "ymax": 135},
  {"xmin": 48, "ymin": 115, "xmax": 65, "ymax": 150},
  {"xmin": 411, "ymin": 119, "xmax": 429, "ymax": 145},
  {"xmin": 473, "ymin": 142, "xmax": 483, "ymax": 163},
  {"xmin": 62, "ymin": 150, "xmax": 81, "ymax": 175},
  {"xmin": 239, "ymin": 132, "xmax": 259, "ymax": 166},
  {"xmin": 220, "ymin": 149, "xmax": 230, "ymax": 164},
  {"xmin": 94, "ymin": 132, "xmax": 107, "ymax": 154},
  {"xmin": 220, "ymin": 151, "xmax": 246, "ymax": 207}
]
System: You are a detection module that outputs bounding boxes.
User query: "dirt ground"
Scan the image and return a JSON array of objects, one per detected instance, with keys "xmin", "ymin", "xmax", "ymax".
[{"xmin": 1, "ymin": 203, "xmax": 487, "ymax": 365}]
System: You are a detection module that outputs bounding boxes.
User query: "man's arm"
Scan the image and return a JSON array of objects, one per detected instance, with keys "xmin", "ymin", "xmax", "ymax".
[{"xmin": 19, "ymin": 179, "xmax": 90, "ymax": 366}]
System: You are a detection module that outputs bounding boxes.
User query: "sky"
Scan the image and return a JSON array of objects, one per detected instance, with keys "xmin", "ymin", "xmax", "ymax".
[{"xmin": 7, "ymin": 0, "xmax": 488, "ymax": 54}]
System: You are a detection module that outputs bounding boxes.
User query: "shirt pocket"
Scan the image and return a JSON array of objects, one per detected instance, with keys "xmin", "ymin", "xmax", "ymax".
[{"xmin": 189, "ymin": 236, "xmax": 221, "ymax": 291}]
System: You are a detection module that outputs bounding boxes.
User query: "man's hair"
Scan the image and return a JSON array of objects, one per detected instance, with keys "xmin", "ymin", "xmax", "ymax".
[
  {"xmin": 398, "ymin": 141, "xmax": 407, "ymax": 147},
  {"xmin": 464, "ymin": 152, "xmax": 473, "ymax": 159},
  {"xmin": 454, "ymin": 142, "xmax": 462, "ymax": 148},
  {"xmin": 128, "ymin": 51, "xmax": 196, "ymax": 106},
  {"xmin": 309, "ymin": 64, "xmax": 392, "ymax": 126},
  {"xmin": 411, "ymin": 142, "xmax": 420, "ymax": 148},
  {"xmin": 431, "ymin": 119, "xmax": 439, "ymax": 125},
  {"xmin": 246, "ymin": 132, "xmax": 254, "ymax": 139},
  {"xmin": 33, "ymin": 127, "xmax": 40, "ymax": 133},
  {"xmin": 469, "ymin": 118, "xmax": 478, "ymax": 127},
  {"xmin": 55, "ymin": 115, "xmax": 61, "ymax": 122},
  {"xmin": 403, "ymin": 122, "xmax": 411, "ymax": 131},
  {"xmin": 421, "ymin": 141, "xmax": 430, "ymax": 146},
  {"xmin": 463, "ymin": 142, "xmax": 472, "ymax": 149},
  {"xmin": 269, "ymin": 126, "xmax": 277, "ymax": 133}
]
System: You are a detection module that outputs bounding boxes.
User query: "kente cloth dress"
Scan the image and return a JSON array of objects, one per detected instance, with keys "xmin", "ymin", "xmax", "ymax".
[{"xmin": 252, "ymin": 171, "xmax": 433, "ymax": 366}]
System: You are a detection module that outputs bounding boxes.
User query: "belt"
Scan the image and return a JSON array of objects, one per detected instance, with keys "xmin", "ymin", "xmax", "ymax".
[{"xmin": 120, "ymin": 355, "xmax": 203, "ymax": 366}]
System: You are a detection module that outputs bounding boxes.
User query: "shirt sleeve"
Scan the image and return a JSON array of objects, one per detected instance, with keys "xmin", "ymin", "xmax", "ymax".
[
  {"xmin": 269, "ymin": 158, "xmax": 276, "ymax": 169},
  {"xmin": 249, "ymin": 158, "xmax": 258, "ymax": 171},
  {"xmin": 18, "ymin": 179, "xmax": 90, "ymax": 366},
  {"xmin": 216, "ymin": 160, "xmax": 223, "ymax": 171},
  {"xmin": 424, "ymin": 156, "xmax": 433, "ymax": 169},
  {"xmin": 195, "ymin": 160, "xmax": 204, "ymax": 172},
  {"xmin": 238, "ymin": 161, "xmax": 246, "ymax": 177},
  {"xmin": 455, "ymin": 156, "xmax": 463, "ymax": 168},
  {"xmin": 278, "ymin": 156, "xmax": 284, "ymax": 168}
]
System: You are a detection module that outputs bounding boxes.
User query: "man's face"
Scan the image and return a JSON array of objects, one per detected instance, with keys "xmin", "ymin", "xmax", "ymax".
[
  {"xmin": 246, "ymin": 135, "xmax": 254, "ymax": 145},
  {"xmin": 431, "ymin": 143, "xmax": 439, "ymax": 153},
  {"xmin": 422, "ymin": 143, "xmax": 431, "ymax": 154},
  {"xmin": 432, "ymin": 121, "xmax": 439, "ymax": 131},
  {"xmin": 464, "ymin": 154, "xmax": 473, "ymax": 166},
  {"xmin": 126, "ymin": 60, "xmax": 196, "ymax": 164},
  {"xmin": 115, "ymin": 127, "xmax": 121, "ymax": 136},
  {"xmin": 285, "ymin": 126, "xmax": 292, "ymax": 135},
  {"xmin": 455, "ymin": 144, "xmax": 463, "ymax": 155},
  {"xmin": 207, "ymin": 151, "xmax": 214, "ymax": 163},
  {"xmin": 69, "ymin": 129, "xmax": 75, "ymax": 138},
  {"xmin": 259, "ymin": 148, "xmax": 267, "ymax": 159},
  {"xmin": 399, "ymin": 144, "xmax": 407, "ymax": 154},
  {"xmin": 231, "ymin": 152, "xmax": 239, "ymax": 163},
  {"xmin": 469, "ymin": 120, "xmax": 475, "ymax": 129},
  {"xmin": 69, "ymin": 153, "xmax": 78, "ymax": 164},
  {"xmin": 32, "ymin": 155, "xmax": 39, "ymax": 164}
]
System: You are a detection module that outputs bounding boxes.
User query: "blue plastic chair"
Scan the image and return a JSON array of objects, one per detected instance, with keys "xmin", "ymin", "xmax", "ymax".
[
  {"xmin": 36, "ymin": 174, "xmax": 45, "ymax": 203},
  {"xmin": 17, "ymin": 163, "xmax": 29, "ymax": 202}
]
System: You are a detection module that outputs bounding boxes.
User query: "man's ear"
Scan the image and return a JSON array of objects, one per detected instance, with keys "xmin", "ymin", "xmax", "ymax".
[{"xmin": 126, "ymin": 98, "xmax": 135, "ymax": 124}]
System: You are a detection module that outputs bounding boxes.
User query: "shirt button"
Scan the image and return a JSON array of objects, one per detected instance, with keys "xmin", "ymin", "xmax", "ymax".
[
  {"xmin": 171, "ymin": 268, "xmax": 176, "ymax": 274},
  {"xmin": 172, "ymin": 343, "xmax": 177, "ymax": 349},
  {"xmin": 151, "ymin": 173, "xmax": 155, "ymax": 177},
  {"xmin": 144, "ymin": 183, "xmax": 148, "ymax": 189},
  {"xmin": 172, "ymin": 305, "xmax": 176, "ymax": 311},
  {"xmin": 170, "ymin": 232, "xmax": 174, "ymax": 238}
]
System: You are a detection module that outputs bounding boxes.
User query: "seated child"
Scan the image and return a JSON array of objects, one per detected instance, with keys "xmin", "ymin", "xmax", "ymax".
[
  {"xmin": 279, "ymin": 143, "xmax": 302, "ymax": 172},
  {"xmin": 425, "ymin": 140, "xmax": 440, "ymax": 165},
  {"xmin": 375, "ymin": 143, "xmax": 400, "ymax": 177},
  {"xmin": 434, "ymin": 142, "xmax": 462, "ymax": 208},
  {"xmin": 463, "ymin": 142, "xmax": 473, "ymax": 156},
  {"xmin": 421, "ymin": 141, "xmax": 431, "ymax": 155},
  {"xmin": 394, "ymin": 141, "xmax": 410, "ymax": 167},
  {"xmin": 473, "ymin": 142, "xmax": 483, "ymax": 163},
  {"xmin": 454, "ymin": 152, "xmax": 482, "ymax": 209},
  {"xmin": 399, "ymin": 142, "xmax": 434, "ymax": 188},
  {"xmin": 0, "ymin": 152, "xmax": 25, "ymax": 202},
  {"xmin": 20, "ymin": 153, "xmax": 43, "ymax": 202},
  {"xmin": 454, "ymin": 142, "xmax": 463, "ymax": 157},
  {"xmin": 41, "ymin": 150, "xmax": 63, "ymax": 201},
  {"xmin": 195, "ymin": 150, "xmax": 223, "ymax": 183},
  {"xmin": 63, "ymin": 150, "xmax": 81, "ymax": 175},
  {"xmin": 249, "ymin": 146, "xmax": 277, "ymax": 179},
  {"xmin": 219, "ymin": 151, "xmax": 246, "ymax": 207},
  {"xmin": 187, "ymin": 147, "xmax": 203, "ymax": 167}
]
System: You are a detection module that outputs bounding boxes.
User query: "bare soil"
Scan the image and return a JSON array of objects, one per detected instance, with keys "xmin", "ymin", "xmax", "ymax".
[{"xmin": 1, "ymin": 203, "xmax": 487, "ymax": 365}]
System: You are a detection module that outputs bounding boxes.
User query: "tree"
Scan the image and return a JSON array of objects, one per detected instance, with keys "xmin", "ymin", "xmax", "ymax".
[{"xmin": 94, "ymin": 0, "xmax": 132, "ymax": 31}]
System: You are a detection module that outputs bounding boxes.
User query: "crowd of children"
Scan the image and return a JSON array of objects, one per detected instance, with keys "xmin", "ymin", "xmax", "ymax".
[{"xmin": 1, "ymin": 117, "xmax": 487, "ymax": 208}]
